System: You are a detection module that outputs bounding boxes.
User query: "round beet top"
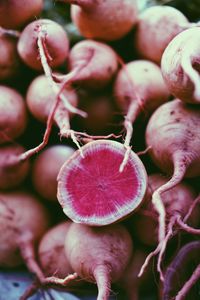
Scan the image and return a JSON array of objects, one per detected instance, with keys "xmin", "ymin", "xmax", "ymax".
[{"xmin": 57, "ymin": 140, "xmax": 147, "ymax": 226}]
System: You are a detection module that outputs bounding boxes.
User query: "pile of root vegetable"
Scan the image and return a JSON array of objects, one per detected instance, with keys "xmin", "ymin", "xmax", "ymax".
[{"xmin": 1, "ymin": 0, "xmax": 200, "ymax": 299}]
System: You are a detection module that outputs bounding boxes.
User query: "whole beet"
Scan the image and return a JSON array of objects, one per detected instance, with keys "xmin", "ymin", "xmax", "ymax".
[{"xmin": 65, "ymin": 223, "xmax": 133, "ymax": 300}]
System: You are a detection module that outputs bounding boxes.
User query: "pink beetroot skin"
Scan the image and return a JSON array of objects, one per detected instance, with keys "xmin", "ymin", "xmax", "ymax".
[
  {"xmin": 64, "ymin": 223, "xmax": 133, "ymax": 300},
  {"xmin": 114, "ymin": 59, "xmax": 169, "ymax": 170},
  {"xmin": 32, "ymin": 145, "xmax": 75, "ymax": 202},
  {"xmin": 161, "ymin": 27, "xmax": 200, "ymax": 104},
  {"xmin": 0, "ymin": 33, "xmax": 20, "ymax": 80},
  {"xmin": 134, "ymin": 5, "xmax": 189, "ymax": 64},
  {"xmin": 0, "ymin": 144, "xmax": 30, "ymax": 190},
  {"xmin": 145, "ymin": 99, "xmax": 200, "ymax": 258},
  {"xmin": 0, "ymin": 85, "xmax": 27, "ymax": 144},
  {"xmin": 57, "ymin": 140, "xmax": 147, "ymax": 225},
  {"xmin": 17, "ymin": 19, "xmax": 69, "ymax": 71},
  {"xmin": 67, "ymin": 40, "xmax": 118, "ymax": 90},
  {"xmin": 0, "ymin": 0, "xmax": 43, "ymax": 29},
  {"xmin": 65, "ymin": 0, "xmax": 138, "ymax": 41}
]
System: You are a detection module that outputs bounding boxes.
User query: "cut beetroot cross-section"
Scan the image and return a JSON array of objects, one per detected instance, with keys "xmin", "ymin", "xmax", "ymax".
[{"xmin": 57, "ymin": 140, "xmax": 147, "ymax": 225}]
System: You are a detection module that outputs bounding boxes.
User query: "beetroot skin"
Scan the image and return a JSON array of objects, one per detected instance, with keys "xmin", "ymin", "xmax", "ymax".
[
  {"xmin": 17, "ymin": 19, "xmax": 69, "ymax": 71},
  {"xmin": 134, "ymin": 5, "xmax": 189, "ymax": 64},
  {"xmin": 64, "ymin": 223, "xmax": 133, "ymax": 300},
  {"xmin": 69, "ymin": 0, "xmax": 138, "ymax": 41},
  {"xmin": 57, "ymin": 139, "xmax": 147, "ymax": 226},
  {"xmin": 38, "ymin": 221, "xmax": 73, "ymax": 278},
  {"xmin": 161, "ymin": 27, "xmax": 200, "ymax": 104}
]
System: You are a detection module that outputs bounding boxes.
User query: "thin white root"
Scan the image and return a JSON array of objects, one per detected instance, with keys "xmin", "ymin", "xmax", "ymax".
[
  {"xmin": 136, "ymin": 145, "xmax": 152, "ymax": 156},
  {"xmin": 0, "ymin": 26, "xmax": 20, "ymax": 37},
  {"xmin": 157, "ymin": 216, "xmax": 177, "ymax": 281},
  {"xmin": 60, "ymin": 129, "xmax": 84, "ymax": 158},
  {"xmin": 138, "ymin": 243, "xmax": 162, "ymax": 278},
  {"xmin": 94, "ymin": 265, "xmax": 111, "ymax": 300},
  {"xmin": 176, "ymin": 216, "xmax": 200, "ymax": 235},
  {"xmin": 175, "ymin": 264, "xmax": 200, "ymax": 300},
  {"xmin": 119, "ymin": 118, "xmax": 133, "ymax": 173},
  {"xmin": 70, "ymin": 130, "xmax": 84, "ymax": 158},
  {"xmin": 119, "ymin": 146, "xmax": 131, "ymax": 173},
  {"xmin": 152, "ymin": 191, "xmax": 166, "ymax": 243},
  {"xmin": 37, "ymin": 24, "xmax": 86, "ymax": 118},
  {"xmin": 138, "ymin": 219, "xmax": 174, "ymax": 281},
  {"xmin": 58, "ymin": 84, "xmax": 87, "ymax": 118},
  {"xmin": 43, "ymin": 273, "xmax": 78, "ymax": 286},
  {"xmin": 183, "ymin": 194, "xmax": 200, "ymax": 223}
]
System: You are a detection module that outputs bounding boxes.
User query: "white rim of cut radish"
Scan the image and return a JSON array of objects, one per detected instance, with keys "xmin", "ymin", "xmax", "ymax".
[{"xmin": 57, "ymin": 140, "xmax": 147, "ymax": 226}]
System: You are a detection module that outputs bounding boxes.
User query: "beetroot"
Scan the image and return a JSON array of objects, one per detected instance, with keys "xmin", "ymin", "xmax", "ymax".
[
  {"xmin": 33, "ymin": 223, "xmax": 133, "ymax": 300},
  {"xmin": 134, "ymin": 5, "xmax": 189, "ymax": 64},
  {"xmin": 132, "ymin": 174, "xmax": 198, "ymax": 247},
  {"xmin": 17, "ymin": 19, "xmax": 69, "ymax": 71},
  {"xmin": 0, "ymin": 85, "xmax": 27, "ymax": 144},
  {"xmin": 114, "ymin": 60, "xmax": 169, "ymax": 170},
  {"xmin": 25, "ymin": 73, "xmax": 89, "ymax": 158},
  {"xmin": 66, "ymin": 40, "xmax": 118, "ymax": 90},
  {"xmin": 62, "ymin": 0, "xmax": 138, "ymax": 41},
  {"xmin": 0, "ymin": 144, "xmax": 30, "ymax": 190},
  {"xmin": 0, "ymin": 190, "xmax": 50, "ymax": 282},
  {"xmin": 63, "ymin": 223, "xmax": 133, "ymax": 300},
  {"xmin": 145, "ymin": 99, "xmax": 200, "ymax": 252},
  {"xmin": 26, "ymin": 74, "xmax": 78, "ymax": 126},
  {"xmin": 131, "ymin": 174, "xmax": 200, "ymax": 281},
  {"xmin": 0, "ymin": 32, "xmax": 20, "ymax": 80},
  {"xmin": 161, "ymin": 27, "xmax": 200, "ymax": 104},
  {"xmin": 57, "ymin": 139, "xmax": 147, "ymax": 226},
  {"xmin": 32, "ymin": 145, "xmax": 75, "ymax": 202},
  {"xmin": 38, "ymin": 221, "xmax": 73, "ymax": 278},
  {"xmin": 0, "ymin": 0, "xmax": 43, "ymax": 29}
]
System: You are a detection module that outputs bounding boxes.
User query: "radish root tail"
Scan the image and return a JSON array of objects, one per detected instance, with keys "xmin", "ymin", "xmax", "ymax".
[
  {"xmin": 183, "ymin": 194, "xmax": 200, "ymax": 223},
  {"xmin": 42, "ymin": 272, "xmax": 78, "ymax": 286},
  {"xmin": 18, "ymin": 233, "xmax": 45, "ymax": 282},
  {"xmin": 175, "ymin": 263, "xmax": 200, "ymax": 300},
  {"xmin": 94, "ymin": 265, "xmax": 111, "ymax": 300},
  {"xmin": 157, "ymin": 216, "xmax": 177, "ymax": 281},
  {"xmin": 152, "ymin": 190, "xmax": 166, "ymax": 243},
  {"xmin": 152, "ymin": 152, "xmax": 189, "ymax": 244},
  {"xmin": 138, "ymin": 243, "xmax": 162, "ymax": 278},
  {"xmin": 119, "ymin": 101, "xmax": 141, "ymax": 172},
  {"xmin": 0, "ymin": 26, "xmax": 20, "ymax": 37},
  {"xmin": 176, "ymin": 216, "xmax": 200, "ymax": 235}
]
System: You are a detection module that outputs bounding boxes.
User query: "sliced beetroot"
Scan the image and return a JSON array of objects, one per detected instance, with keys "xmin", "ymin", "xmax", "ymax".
[{"xmin": 57, "ymin": 140, "xmax": 147, "ymax": 225}]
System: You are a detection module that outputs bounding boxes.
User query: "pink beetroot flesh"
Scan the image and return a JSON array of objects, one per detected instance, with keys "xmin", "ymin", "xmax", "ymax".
[{"xmin": 57, "ymin": 140, "xmax": 147, "ymax": 225}]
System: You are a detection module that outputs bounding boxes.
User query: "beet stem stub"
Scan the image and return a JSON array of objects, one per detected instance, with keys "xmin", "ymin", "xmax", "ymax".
[{"xmin": 57, "ymin": 140, "xmax": 147, "ymax": 226}]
